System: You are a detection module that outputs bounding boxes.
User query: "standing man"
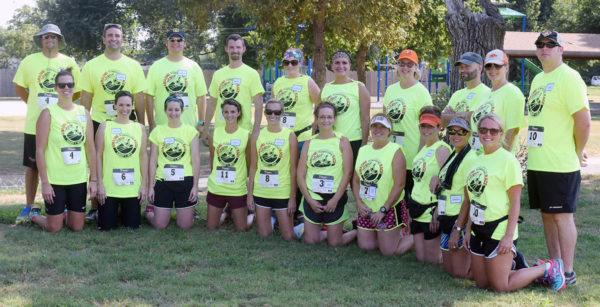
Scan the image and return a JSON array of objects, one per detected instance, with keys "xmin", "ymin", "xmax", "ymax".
[
  {"xmin": 146, "ymin": 28, "xmax": 207, "ymax": 132},
  {"xmin": 201, "ymin": 34, "xmax": 264, "ymax": 145},
  {"xmin": 13, "ymin": 24, "xmax": 80, "ymax": 224},
  {"xmin": 80, "ymin": 23, "xmax": 146, "ymax": 220},
  {"xmin": 527, "ymin": 30, "xmax": 590, "ymax": 286},
  {"xmin": 441, "ymin": 52, "xmax": 490, "ymax": 127}
]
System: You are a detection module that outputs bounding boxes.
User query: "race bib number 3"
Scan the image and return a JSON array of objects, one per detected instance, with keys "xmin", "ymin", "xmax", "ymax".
[
  {"xmin": 37, "ymin": 93, "xmax": 58, "ymax": 109},
  {"xmin": 470, "ymin": 133, "xmax": 482, "ymax": 153},
  {"xmin": 104, "ymin": 100, "xmax": 117, "ymax": 116},
  {"xmin": 61, "ymin": 147, "xmax": 82, "ymax": 165},
  {"xmin": 437, "ymin": 195, "xmax": 446, "ymax": 215},
  {"xmin": 259, "ymin": 170, "xmax": 279, "ymax": 188},
  {"xmin": 470, "ymin": 200, "xmax": 486, "ymax": 226},
  {"xmin": 281, "ymin": 112, "xmax": 296, "ymax": 129},
  {"xmin": 312, "ymin": 175, "xmax": 334, "ymax": 194},
  {"xmin": 216, "ymin": 166, "xmax": 236, "ymax": 184},
  {"xmin": 527, "ymin": 126, "xmax": 544, "ymax": 148},
  {"xmin": 391, "ymin": 131, "xmax": 404, "ymax": 146},
  {"xmin": 359, "ymin": 183, "xmax": 377, "ymax": 200},
  {"xmin": 163, "ymin": 164, "xmax": 184, "ymax": 181},
  {"xmin": 112, "ymin": 168, "xmax": 134, "ymax": 186}
]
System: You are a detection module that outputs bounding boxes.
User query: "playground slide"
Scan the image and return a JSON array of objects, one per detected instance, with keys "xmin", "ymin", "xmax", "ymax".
[{"xmin": 523, "ymin": 58, "xmax": 542, "ymax": 74}]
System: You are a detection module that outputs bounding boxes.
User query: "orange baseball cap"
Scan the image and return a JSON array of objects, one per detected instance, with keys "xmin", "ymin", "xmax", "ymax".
[
  {"xmin": 397, "ymin": 49, "xmax": 418, "ymax": 64},
  {"xmin": 484, "ymin": 49, "xmax": 508, "ymax": 65}
]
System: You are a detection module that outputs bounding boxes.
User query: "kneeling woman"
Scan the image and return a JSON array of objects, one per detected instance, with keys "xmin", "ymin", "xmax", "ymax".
[
  {"xmin": 408, "ymin": 106, "xmax": 450, "ymax": 264},
  {"xmin": 247, "ymin": 98, "xmax": 298, "ymax": 240},
  {"xmin": 297, "ymin": 102, "xmax": 356, "ymax": 246},
  {"xmin": 353, "ymin": 114, "xmax": 412, "ymax": 255},
  {"xmin": 206, "ymin": 99, "xmax": 251, "ymax": 231},
  {"xmin": 96, "ymin": 91, "xmax": 148, "ymax": 230},
  {"xmin": 465, "ymin": 113, "xmax": 565, "ymax": 292},
  {"xmin": 33, "ymin": 68, "xmax": 97, "ymax": 232},
  {"xmin": 146, "ymin": 95, "xmax": 200, "ymax": 229}
]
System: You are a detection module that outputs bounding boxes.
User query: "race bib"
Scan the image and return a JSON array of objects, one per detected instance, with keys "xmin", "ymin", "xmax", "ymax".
[
  {"xmin": 359, "ymin": 182, "xmax": 377, "ymax": 200},
  {"xmin": 174, "ymin": 93, "xmax": 190, "ymax": 109},
  {"xmin": 312, "ymin": 174, "xmax": 334, "ymax": 194},
  {"xmin": 163, "ymin": 164, "xmax": 184, "ymax": 181},
  {"xmin": 61, "ymin": 147, "xmax": 82, "ymax": 165},
  {"xmin": 112, "ymin": 168, "xmax": 134, "ymax": 186},
  {"xmin": 527, "ymin": 126, "xmax": 544, "ymax": 148},
  {"xmin": 215, "ymin": 166, "xmax": 235, "ymax": 184},
  {"xmin": 37, "ymin": 93, "xmax": 58, "ymax": 109},
  {"xmin": 259, "ymin": 170, "xmax": 279, "ymax": 188},
  {"xmin": 104, "ymin": 100, "xmax": 117, "ymax": 116},
  {"xmin": 281, "ymin": 112, "xmax": 296, "ymax": 129},
  {"xmin": 470, "ymin": 132, "xmax": 482, "ymax": 153},
  {"xmin": 470, "ymin": 200, "xmax": 486, "ymax": 226},
  {"xmin": 391, "ymin": 131, "xmax": 405, "ymax": 146},
  {"xmin": 437, "ymin": 195, "xmax": 446, "ymax": 215}
]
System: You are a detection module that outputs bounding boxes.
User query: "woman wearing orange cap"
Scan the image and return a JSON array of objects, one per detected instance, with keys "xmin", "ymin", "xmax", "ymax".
[
  {"xmin": 407, "ymin": 106, "xmax": 450, "ymax": 264},
  {"xmin": 383, "ymin": 49, "xmax": 433, "ymax": 203}
]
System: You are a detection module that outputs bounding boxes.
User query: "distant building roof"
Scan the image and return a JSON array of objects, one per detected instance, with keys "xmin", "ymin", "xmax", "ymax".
[{"xmin": 504, "ymin": 31, "xmax": 600, "ymax": 59}]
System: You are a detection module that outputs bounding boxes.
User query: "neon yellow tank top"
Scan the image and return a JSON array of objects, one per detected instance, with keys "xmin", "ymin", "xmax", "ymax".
[
  {"xmin": 252, "ymin": 127, "xmax": 294, "ymax": 199},
  {"xmin": 45, "ymin": 103, "xmax": 88, "ymax": 185},
  {"xmin": 208, "ymin": 126, "xmax": 250, "ymax": 196},
  {"xmin": 411, "ymin": 141, "xmax": 451, "ymax": 222},
  {"xmin": 320, "ymin": 81, "xmax": 362, "ymax": 141},
  {"xmin": 304, "ymin": 135, "xmax": 344, "ymax": 200},
  {"xmin": 273, "ymin": 75, "xmax": 313, "ymax": 132},
  {"xmin": 102, "ymin": 121, "xmax": 143, "ymax": 198}
]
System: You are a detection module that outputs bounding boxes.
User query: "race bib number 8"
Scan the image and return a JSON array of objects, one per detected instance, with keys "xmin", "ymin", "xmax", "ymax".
[
  {"xmin": 216, "ymin": 166, "xmax": 236, "ymax": 184},
  {"xmin": 37, "ymin": 93, "xmax": 58, "ymax": 109},
  {"xmin": 281, "ymin": 112, "xmax": 296, "ymax": 129},
  {"xmin": 112, "ymin": 168, "xmax": 134, "ymax": 186},
  {"xmin": 164, "ymin": 164, "xmax": 184, "ymax": 181},
  {"xmin": 259, "ymin": 170, "xmax": 279, "ymax": 188},
  {"xmin": 359, "ymin": 182, "xmax": 377, "ymax": 200},
  {"xmin": 527, "ymin": 126, "xmax": 544, "ymax": 148},
  {"xmin": 470, "ymin": 200, "xmax": 486, "ymax": 226},
  {"xmin": 312, "ymin": 174, "xmax": 334, "ymax": 193},
  {"xmin": 61, "ymin": 147, "xmax": 82, "ymax": 165}
]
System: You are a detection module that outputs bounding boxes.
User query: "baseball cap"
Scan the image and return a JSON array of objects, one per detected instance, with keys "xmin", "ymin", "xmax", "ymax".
[
  {"xmin": 484, "ymin": 49, "xmax": 508, "ymax": 65},
  {"xmin": 419, "ymin": 113, "xmax": 441, "ymax": 127},
  {"xmin": 535, "ymin": 30, "xmax": 562, "ymax": 46},
  {"xmin": 447, "ymin": 117, "xmax": 471, "ymax": 132},
  {"xmin": 370, "ymin": 115, "xmax": 392, "ymax": 129},
  {"xmin": 397, "ymin": 49, "xmax": 418, "ymax": 64},
  {"xmin": 33, "ymin": 24, "xmax": 65, "ymax": 48},
  {"xmin": 454, "ymin": 52, "xmax": 483, "ymax": 66},
  {"xmin": 167, "ymin": 28, "xmax": 186, "ymax": 40},
  {"xmin": 283, "ymin": 48, "xmax": 302, "ymax": 61}
]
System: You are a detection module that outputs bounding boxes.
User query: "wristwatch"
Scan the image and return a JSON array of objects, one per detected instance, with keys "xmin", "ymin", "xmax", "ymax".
[
  {"xmin": 380, "ymin": 206, "xmax": 387, "ymax": 213},
  {"xmin": 455, "ymin": 226, "xmax": 463, "ymax": 232},
  {"xmin": 197, "ymin": 120, "xmax": 204, "ymax": 126}
]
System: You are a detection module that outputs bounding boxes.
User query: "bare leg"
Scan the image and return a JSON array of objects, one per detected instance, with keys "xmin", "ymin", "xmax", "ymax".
[
  {"xmin": 541, "ymin": 212, "xmax": 561, "ymax": 259},
  {"xmin": 303, "ymin": 221, "xmax": 326, "ymax": 244},
  {"xmin": 231, "ymin": 206, "xmax": 249, "ymax": 232},
  {"xmin": 414, "ymin": 233, "xmax": 426, "ymax": 261},
  {"xmin": 357, "ymin": 228, "xmax": 378, "ymax": 251},
  {"xmin": 31, "ymin": 214, "xmax": 64, "ymax": 232},
  {"xmin": 65, "ymin": 211, "xmax": 84, "ymax": 231},
  {"xmin": 146, "ymin": 208, "xmax": 171, "ymax": 229},
  {"xmin": 424, "ymin": 236, "xmax": 442, "ymax": 265},
  {"xmin": 274, "ymin": 209, "xmax": 296, "ymax": 241},
  {"xmin": 553, "ymin": 213, "xmax": 577, "ymax": 273},
  {"xmin": 176, "ymin": 207, "xmax": 195, "ymax": 229},
  {"xmin": 377, "ymin": 228, "xmax": 413, "ymax": 255},
  {"xmin": 25, "ymin": 167, "xmax": 39, "ymax": 206},
  {"xmin": 206, "ymin": 204, "xmax": 225, "ymax": 229},
  {"xmin": 471, "ymin": 253, "xmax": 489, "ymax": 289},
  {"xmin": 487, "ymin": 251, "xmax": 546, "ymax": 292},
  {"xmin": 447, "ymin": 247, "xmax": 471, "ymax": 279},
  {"xmin": 325, "ymin": 223, "xmax": 356, "ymax": 246},
  {"xmin": 256, "ymin": 206, "xmax": 274, "ymax": 237}
]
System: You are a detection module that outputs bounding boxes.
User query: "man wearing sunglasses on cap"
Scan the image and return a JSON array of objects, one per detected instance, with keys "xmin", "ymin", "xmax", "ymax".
[
  {"xmin": 13, "ymin": 24, "xmax": 81, "ymax": 224},
  {"xmin": 79, "ymin": 23, "xmax": 146, "ymax": 221},
  {"xmin": 146, "ymin": 28, "xmax": 207, "ymax": 133},
  {"xmin": 526, "ymin": 30, "xmax": 590, "ymax": 287}
]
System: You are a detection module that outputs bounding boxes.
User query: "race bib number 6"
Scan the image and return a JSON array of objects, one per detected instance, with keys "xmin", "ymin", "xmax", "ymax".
[{"xmin": 112, "ymin": 168, "xmax": 134, "ymax": 186}]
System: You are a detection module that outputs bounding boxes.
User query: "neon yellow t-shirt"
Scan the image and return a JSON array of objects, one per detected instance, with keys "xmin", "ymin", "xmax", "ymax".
[
  {"xmin": 101, "ymin": 121, "xmax": 143, "ymax": 198},
  {"xmin": 527, "ymin": 64, "xmax": 589, "ymax": 172},
  {"xmin": 303, "ymin": 135, "xmax": 344, "ymax": 200},
  {"xmin": 466, "ymin": 148, "xmax": 522, "ymax": 240},
  {"xmin": 383, "ymin": 82, "xmax": 432, "ymax": 169},
  {"xmin": 252, "ymin": 127, "xmax": 294, "ymax": 199},
  {"xmin": 438, "ymin": 149, "xmax": 478, "ymax": 217},
  {"xmin": 148, "ymin": 124, "xmax": 198, "ymax": 180},
  {"xmin": 411, "ymin": 141, "xmax": 451, "ymax": 222},
  {"xmin": 146, "ymin": 56, "xmax": 207, "ymax": 127},
  {"xmin": 80, "ymin": 54, "xmax": 146, "ymax": 123},
  {"xmin": 355, "ymin": 142, "xmax": 405, "ymax": 212},
  {"xmin": 207, "ymin": 126, "xmax": 250, "ymax": 196},
  {"xmin": 208, "ymin": 64, "xmax": 265, "ymax": 131},
  {"xmin": 470, "ymin": 83, "xmax": 526, "ymax": 154},
  {"xmin": 12, "ymin": 52, "xmax": 80, "ymax": 134},
  {"xmin": 273, "ymin": 74, "xmax": 315, "ymax": 132},
  {"xmin": 447, "ymin": 83, "xmax": 490, "ymax": 114},
  {"xmin": 321, "ymin": 81, "xmax": 363, "ymax": 141}
]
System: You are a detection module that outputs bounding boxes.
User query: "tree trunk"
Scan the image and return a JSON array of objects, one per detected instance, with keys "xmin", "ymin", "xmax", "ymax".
[
  {"xmin": 312, "ymin": 0, "xmax": 328, "ymax": 88},
  {"xmin": 445, "ymin": 0, "xmax": 505, "ymax": 95},
  {"xmin": 356, "ymin": 42, "xmax": 368, "ymax": 85}
]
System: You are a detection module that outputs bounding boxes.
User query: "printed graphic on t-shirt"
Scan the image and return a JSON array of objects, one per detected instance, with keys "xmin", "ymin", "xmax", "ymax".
[
  {"xmin": 216, "ymin": 143, "xmax": 240, "ymax": 166},
  {"xmin": 472, "ymin": 100, "xmax": 495, "ymax": 125},
  {"xmin": 412, "ymin": 158, "xmax": 426, "ymax": 182},
  {"xmin": 358, "ymin": 159, "xmax": 383, "ymax": 184},
  {"xmin": 466, "ymin": 166, "xmax": 488, "ymax": 197},
  {"xmin": 161, "ymin": 137, "xmax": 186, "ymax": 161},
  {"xmin": 218, "ymin": 78, "xmax": 241, "ymax": 100},
  {"xmin": 259, "ymin": 142, "xmax": 283, "ymax": 166},
  {"xmin": 61, "ymin": 121, "xmax": 85, "ymax": 145},
  {"xmin": 37, "ymin": 67, "xmax": 61, "ymax": 92},
  {"xmin": 309, "ymin": 150, "xmax": 336, "ymax": 167},
  {"xmin": 111, "ymin": 134, "xmax": 138, "ymax": 158},
  {"xmin": 276, "ymin": 88, "xmax": 299, "ymax": 110},
  {"xmin": 325, "ymin": 93, "xmax": 350, "ymax": 115},
  {"xmin": 527, "ymin": 86, "xmax": 546, "ymax": 117},
  {"xmin": 101, "ymin": 71, "xmax": 126, "ymax": 95},
  {"xmin": 163, "ymin": 70, "xmax": 188, "ymax": 93},
  {"xmin": 386, "ymin": 98, "xmax": 407, "ymax": 123}
]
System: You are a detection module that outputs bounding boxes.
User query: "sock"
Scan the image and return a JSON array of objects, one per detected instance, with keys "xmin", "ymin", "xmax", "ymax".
[{"xmin": 544, "ymin": 262, "xmax": 551, "ymax": 278}]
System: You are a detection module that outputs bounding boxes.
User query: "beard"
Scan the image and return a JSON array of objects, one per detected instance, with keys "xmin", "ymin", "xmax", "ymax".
[{"xmin": 461, "ymin": 70, "xmax": 478, "ymax": 82}]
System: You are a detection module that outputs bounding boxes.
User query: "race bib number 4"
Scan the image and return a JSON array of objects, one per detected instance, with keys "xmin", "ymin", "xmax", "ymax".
[
  {"xmin": 37, "ymin": 93, "xmax": 58, "ymax": 109},
  {"xmin": 359, "ymin": 182, "xmax": 377, "ymax": 200},
  {"xmin": 527, "ymin": 126, "xmax": 544, "ymax": 148},
  {"xmin": 259, "ymin": 170, "xmax": 279, "ymax": 188},
  {"xmin": 163, "ymin": 164, "xmax": 184, "ymax": 181},
  {"xmin": 104, "ymin": 100, "xmax": 117, "ymax": 116},
  {"xmin": 61, "ymin": 147, "xmax": 82, "ymax": 165},
  {"xmin": 470, "ymin": 132, "xmax": 482, "ymax": 153},
  {"xmin": 112, "ymin": 168, "xmax": 134, "ymax": 186},
  {"xmin": 391, "ymin": 131, "xmax": 404, "ymax": 146},
  {"xmin": 470, "ymin": 200, "xmax": 486, "ymax": 226},
  {"xmin": 312, "ymin": 174, "xmax": 334, "ymax": 194},
  {"xmin": 216, "ymin": 166, "xmax": 236, "ymax": 184},
  {"xmin": 281, "ymin": 112, "xmax": 296, "ymax": 129}
]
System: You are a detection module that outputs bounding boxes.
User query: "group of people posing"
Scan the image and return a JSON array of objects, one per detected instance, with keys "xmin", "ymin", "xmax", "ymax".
[{"xmin": 13, "ymin": 23, "xmax": 589, "ymax": 293}]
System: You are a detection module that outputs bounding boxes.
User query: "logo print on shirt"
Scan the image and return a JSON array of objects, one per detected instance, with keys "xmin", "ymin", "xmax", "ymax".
[
  {"xmin": 218, "ymin": 79, "xmax": 240, "ymax": 100},
  {"xmin": 325, "ymin": 94, "xmax": 350, "ymax": 115},
  {"xmin": 37, "ymin": 67, "xmax": 59, "ymax": 92},
  {"xmin": 161, "ymin": 138, "xmax": 186, "ymax": 161},
  {"xmin": 101, "ymin": 71, "xmax": 126, "ymax": 95},
  {"xmin": 472, "ymin": 100, "xmax": 495, "ymax": 125},
  {"xmin": 61, "ymin": 121, "xmax": 85, "ymax": 145},
  {"xmin": 216, "ymin": 144, "xmax": 240, "ymax": 166},
  {"xmin": 454, "ymin": 99, "xmax": 469, "ymax": 113},
  {"xmin": 163, "ymin": 71, "xmax": 188, "ymax": 93},
  {"xmin": 359, "ymin": 159, "xmax": 383, "ymax": 184},
  {"xmin": 412, "ymin": 158, "xmax": 426, "ymax": 182},
  {"xmin": 276, "ymin": 88, "xmax": 299, "ymax": 110},
  {"xmin": 258, "ymin": 143, "xmax": 282, "ymax": 167},
  {"xmin": 387, "ymin": 98, "xmax": 407, "ymax": 123},
  {"xmin": 527, "ymin": 87, "xmax": 545, "ymax": 117},
  {"xmin": 111, "ymin": 134, "xmax": 138, "ymax": 158},
  {"xmin": 467, "ymin": 167, "xmax": 488, "ymax": 197},
  {"xmin": 309, "ymin": 150, "xmax": 336, "ymax": 167}
]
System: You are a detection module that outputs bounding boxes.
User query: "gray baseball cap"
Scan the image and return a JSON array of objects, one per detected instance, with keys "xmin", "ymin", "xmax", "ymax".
[
  {"xmin": 454, "ymin": 52, "xmax": 483, "ymax": 66},
  {"xmin": 33, "ymin": 24, "xmax": 66, "ymax": 48},
  {"xmin": 447, "ymin": 116, "xmax": 471, "ymax": 132}
]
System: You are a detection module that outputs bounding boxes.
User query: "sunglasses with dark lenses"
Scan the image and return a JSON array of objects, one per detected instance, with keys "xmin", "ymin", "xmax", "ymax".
[
  {"xmin": 169, "ymin": 38, "xmax": 184, "ymax": 43},
  {"xmin": 535, "ymin": 41, "xmax": 559, "ymax": 49},
  {"xmin": 103, "ymin": 23, "xmax": 123, "ymax": 31},
  {"xmin": 57, "ymin": 82, "xmax": 75, "ymax": 89},
  {"xmin": 43, "ymin": 35, "xmax": 58, "ymax": 40},
  {"xmin": 478, "ymin": 127, "xmax": 502, "ymax": 136},
  {"xmin": 447, "ymin": 129, "xmax": 468, "ymax": 136},
  {"xmin": 484, "ymin": 63, "xmax": 506, "ymax": 70},
  {"xmin": 265, "ymin": 109, "xmax": 282, "ymax": 116},
  {"xmin": 282, "ymin": 60, "xmax": 299, "ymax": 66}
]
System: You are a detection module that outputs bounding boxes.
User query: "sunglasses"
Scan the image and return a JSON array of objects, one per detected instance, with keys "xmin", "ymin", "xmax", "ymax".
[
  {"xmin": 283, "ymin": 60, "xmax": 299, "ymax": 66},
  {"xmin": 57, "ymin": 82, "xmax": 75, "ymax": 89},
  {"xmin": 104, "ymin": 23, "xmax": 122, "ymax": 31},
  {"xmin": 447, "ymin": 129, "xmax": 468, "ymax": 136},
  {"xmin": 43, "ymin": 34, "xmax": 58, "ymax": 40},
  {"xmin": 535, "ymin": 41, "xmax": 559, "ymax": 49},
  {"xmin": 398, "ymin": 62, "xmax": 415, "ymax": 68},
  {"xmin": 265, "ymin": 109, "xmax": 282, "ymax": 116},
  {"xmin": 169, "ymin": 38, "xmax": 184, "ymax": 43},
  {"xmin": 318, "ymin": 115, "xmax": 334, "ymax": 120},
  {"xmin": 484, "ymin": 63, "xmax": 505, "ymax": 70},
  {"xmin": 478, "ymin": 127, "xmax": 502, "ymax": 136}
]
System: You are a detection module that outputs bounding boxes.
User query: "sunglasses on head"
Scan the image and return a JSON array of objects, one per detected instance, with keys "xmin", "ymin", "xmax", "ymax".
[
  {"xmin": 57, "ymin": 82, "xmax": 75, "ymax": 89},
  {"xmin": 104, "ymin": 23, "xmax": 122, "ymax": 31},
  {"xmin": 447, "ymin": 128, "xmax": 468, "ymax": 136},
  {"xmin": 484, "ymin": 63, "xmax": 505, "ymax": 70},
  {"xmin": 478, "ymin": 127, "xmax": 502, "ymax": 136},
  {"xmin": 535, "ymin": 41, "xmax": 559, "ymax": 49},
  {"xmin": 43, "ymin": 34, "xmax": 57, "ymax": 40},
  {"xmin": 265, "ymin": 109, "xmax": 282, "ymax": 116},
  {"xmin": 169, "ymin": 38, "xmax": 184, "ymax": 43},
  {"xmin": 283, "ymin": 60, "xmax": 299, "ymax": 66}
]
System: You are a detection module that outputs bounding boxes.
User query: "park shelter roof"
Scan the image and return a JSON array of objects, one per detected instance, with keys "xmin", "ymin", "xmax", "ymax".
[
  {"xmin": 504, "ymin": 31, "xmax": 600, "ymax": 59},
  {"xmin": 499, "ymin": 7, "xmax": 525, "ymax": 18}
]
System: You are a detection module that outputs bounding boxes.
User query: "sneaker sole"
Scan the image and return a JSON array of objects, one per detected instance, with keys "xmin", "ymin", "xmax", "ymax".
[{"xmin": 552, "ymin": 259, "xmax": 566, "ymax": 292}]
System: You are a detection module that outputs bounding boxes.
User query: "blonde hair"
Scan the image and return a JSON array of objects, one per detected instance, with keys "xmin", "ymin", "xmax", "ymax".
[{"xmin": 477, "ymin": 113, "xmax": 505, "ymax": 132}]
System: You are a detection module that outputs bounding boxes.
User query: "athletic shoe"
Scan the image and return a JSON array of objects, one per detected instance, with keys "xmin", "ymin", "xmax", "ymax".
[
  {"xmin": 293, "ymin": 223, "xmax": 304, "ymax": 239},
  {"xmin": 547, "ymin": 259, "xmax": 566, "ymax": 292},
  {"xmin": 534, "ymin": 259, "xmax": 549, "ymax": 285},
  {"xmin": 30, "ymin": 204, "xmax": 42, "ymax": 222},
  {"xmin": 512, "ymin": 251, "xmax": 529, "ymax": 270},
  {"xmin": 270, "ymin": 216, "xmax": 277, "ymax": 230},
  {"xmin": 565, "ymin": 271, "xmax": 577, "ymax": 286},
  {"xmin": 84, "ymin": 209, "xmax": 98, "ymax": 221},
  {"xmin": 15, "ymin": 206, "xmax": 32, "ymax": 224},
  {"xmin": 144, "ymin": 204, "xmax": 154, "ymax": 216}
]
